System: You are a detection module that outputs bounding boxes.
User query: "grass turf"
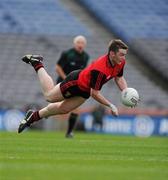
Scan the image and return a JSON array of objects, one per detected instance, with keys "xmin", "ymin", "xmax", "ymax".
[{"xmin": 0, "ymin": 131, "xmax": 168, "ymax": 180}]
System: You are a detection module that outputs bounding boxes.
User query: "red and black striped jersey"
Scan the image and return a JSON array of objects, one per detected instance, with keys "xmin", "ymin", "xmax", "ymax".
[{"xmin": 78, "ymin": 54, "xmax": 125, "ymax": 92}]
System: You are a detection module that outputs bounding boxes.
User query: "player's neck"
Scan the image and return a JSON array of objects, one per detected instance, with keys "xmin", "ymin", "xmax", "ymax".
[{"xmin": 109, "ymin": 55, "xmax": 115, "ymax": 67}]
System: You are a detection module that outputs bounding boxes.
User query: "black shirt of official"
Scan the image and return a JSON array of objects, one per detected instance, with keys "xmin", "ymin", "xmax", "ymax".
[{"xmin": 57, "ymin": 48, "xmax": 89, "ymax": 83}]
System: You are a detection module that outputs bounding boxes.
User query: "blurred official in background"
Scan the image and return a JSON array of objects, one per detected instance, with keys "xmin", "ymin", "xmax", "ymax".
[{"xmin": 55, "ymin": 35, "xmax": 89, "ymax": 138}]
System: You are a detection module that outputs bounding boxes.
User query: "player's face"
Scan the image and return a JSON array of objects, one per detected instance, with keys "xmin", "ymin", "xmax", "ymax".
[
  {"xmin": 111, "ymin": 49, "xmax": 127, "ymax": 64},
  {"xmin": 74, "ymin": 40, "xmax": 86, "ymax": 53}
]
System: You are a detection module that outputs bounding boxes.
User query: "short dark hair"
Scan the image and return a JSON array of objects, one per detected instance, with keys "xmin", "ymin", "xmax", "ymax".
[{"xmin": 108, "ymin": 39, "xmax": 128, "ymax": 53}]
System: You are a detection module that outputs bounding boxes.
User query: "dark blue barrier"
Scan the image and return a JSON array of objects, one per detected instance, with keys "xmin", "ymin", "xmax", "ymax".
[{"xmin": 80, "ymin": 113, "xmax": 168, "ymax": 137}]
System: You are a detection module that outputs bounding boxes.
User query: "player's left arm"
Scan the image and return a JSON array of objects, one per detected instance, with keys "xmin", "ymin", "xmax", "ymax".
[{"xmin": 115, "ymin": 76, "xmax": 127, "ymax": 91}]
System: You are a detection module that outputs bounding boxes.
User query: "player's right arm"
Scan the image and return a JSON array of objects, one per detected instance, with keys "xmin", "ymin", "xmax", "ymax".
[{"xmin": 115, "ymin": 76, "xmax": 127, "ymax": 91}]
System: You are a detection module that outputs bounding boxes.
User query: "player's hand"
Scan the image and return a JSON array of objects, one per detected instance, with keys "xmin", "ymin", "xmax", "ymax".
[{"xmin": 109, "ymin": 104, "xmax": 118, "ymax": 117}]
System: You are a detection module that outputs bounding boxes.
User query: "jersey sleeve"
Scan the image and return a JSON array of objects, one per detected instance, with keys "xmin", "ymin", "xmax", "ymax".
[
  {"xmin": 57, "ymin": 51, "xmax": 67, "ymax": 68},
  {"xmin": 90, "ymin": 70, "xmax": 106, "ymax": 90}
]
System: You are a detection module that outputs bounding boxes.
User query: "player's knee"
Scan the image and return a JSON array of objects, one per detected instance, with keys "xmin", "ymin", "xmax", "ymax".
[
  {"xmin": 46, "ymin": 98, "xmax": 55, "ymax": 103},
  {"xmin": 46, "ymin": 103, "xmax": 70, "ymax": 115},
  {"xmin": 44, "ymin": 93, "xmax": 55, "ymax": 103},
  {"xmin": 46, "ymin": 103, "xmax": 59, "ymax": 115}
]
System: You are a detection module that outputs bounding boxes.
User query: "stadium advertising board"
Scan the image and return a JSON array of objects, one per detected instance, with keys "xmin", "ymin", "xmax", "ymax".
[
  {"xmin": 81, "ymin": 113, "xmax": 168, "ymax": 137},
  {"xmin": 0, "ymin": 109, "xmax": 24, "ymax": 131},
  {"xmin": 0, "ymin": 109, "xmax": 168, "ymax": 137}
]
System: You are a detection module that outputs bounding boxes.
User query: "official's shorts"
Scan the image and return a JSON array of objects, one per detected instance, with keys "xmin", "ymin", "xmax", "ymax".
[{"xmin": 60, "ymin": 70, "xmax": 90, "ymax": 99}]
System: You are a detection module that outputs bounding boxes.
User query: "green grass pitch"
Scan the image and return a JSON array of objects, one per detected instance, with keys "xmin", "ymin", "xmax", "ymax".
[{"xmin": 0, "ymin": 131, "xmax": 168, "ymax": 180}]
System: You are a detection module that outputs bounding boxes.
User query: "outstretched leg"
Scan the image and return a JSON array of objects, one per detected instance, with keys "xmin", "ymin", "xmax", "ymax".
[
  {"xmin": 36, "ymin": 68, "xmax": 54, "ymax": 96},
  {"xmin": 39, "ymin": 97, "xmax": 85, "ymax": 118},
  {"xmin": 18, "ymin": 97, "xmax": 86, "ymax": 133},
  {"xmin": 22, "ymin": 55, "xmax": 64, "ymax": 102},
  {"xmin": 37, "ymin": 68, "xmax": 64, "ymax": 102},
  {"xmin": 19, "ymin": 55, "xmax": 87, "ymax": 134}
]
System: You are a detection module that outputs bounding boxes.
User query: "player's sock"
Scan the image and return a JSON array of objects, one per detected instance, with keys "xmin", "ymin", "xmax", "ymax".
[
  {"xmin": 31, "ymin": 61, "xmax": 44, "ymax": 72},
  {"xmin": 27, "ymin": 111, "xmax": 41, "ymax": 125},
  {"xmin": 18, "ymin": 110, "xmax": 42, "ymax": 133},
  {"xmin": 66, "ymin": 113, "xmax": 78, "ymax": 136}
]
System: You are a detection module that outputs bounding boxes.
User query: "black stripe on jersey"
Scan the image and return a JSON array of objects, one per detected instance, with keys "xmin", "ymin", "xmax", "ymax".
[
  {"xmin": 90, "ymin": 70, "xmax": 106, "ymax": 90},
  {"xmin": 117, "ymin": 66, "xmax": 124, "ymax": 77}
]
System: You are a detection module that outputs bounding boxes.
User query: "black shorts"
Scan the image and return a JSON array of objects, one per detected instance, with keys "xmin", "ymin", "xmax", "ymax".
[{"xmin": 60, "ymin": 70, "xmax": 90, "ymax": 99}]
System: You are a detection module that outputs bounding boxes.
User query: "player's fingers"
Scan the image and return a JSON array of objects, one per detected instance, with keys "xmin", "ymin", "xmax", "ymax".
[{"xmin": 111, "ymin": 110, "xmax": 118, "ymax": 117}]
